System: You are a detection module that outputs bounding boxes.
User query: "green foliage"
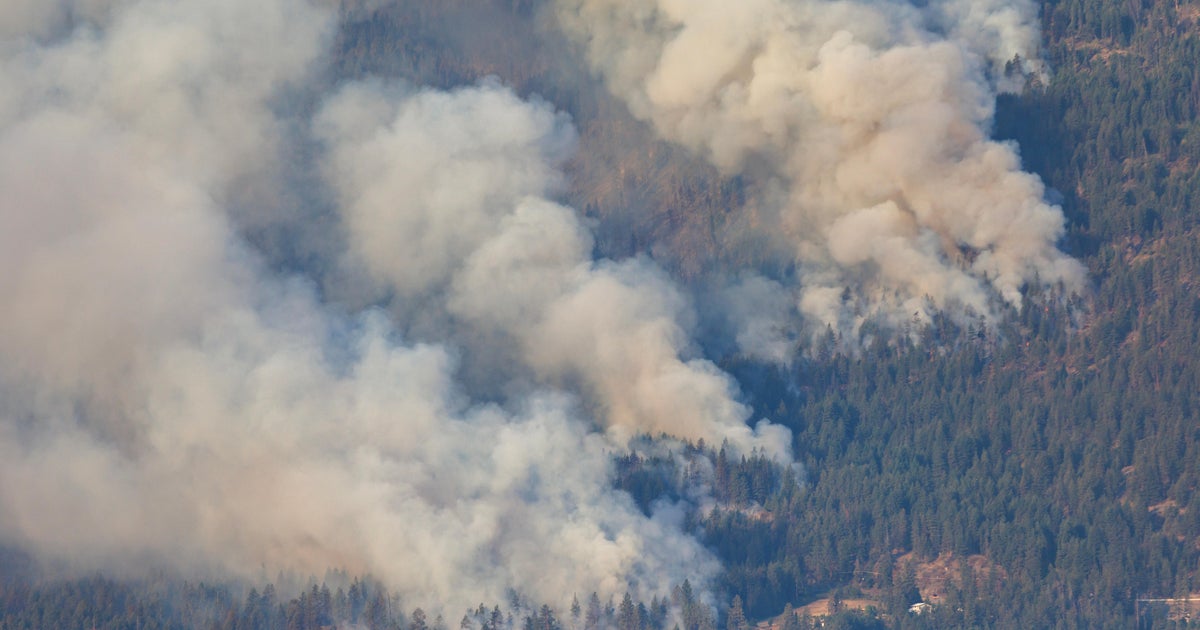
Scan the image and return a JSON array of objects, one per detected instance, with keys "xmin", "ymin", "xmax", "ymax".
[
  {"xmin": 0, "ymin": 568, "xmax": 721, "ymax": 630},
  {"xmin": 701, "ymin": 0, "xmax": 1200, "ymax": 625},
  {"xmin": 5, "ymin": 0, "xmax": 1200, "ymax": 628},
  {"xmin": 608, "ymin": 6, "xmax": 1200, "ymax": 627}
]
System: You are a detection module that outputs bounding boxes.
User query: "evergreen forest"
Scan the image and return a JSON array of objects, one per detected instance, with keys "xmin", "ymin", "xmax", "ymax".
[{"xmin": 4, "ymin": 0, "xmax": 1200, "ymax": 628}]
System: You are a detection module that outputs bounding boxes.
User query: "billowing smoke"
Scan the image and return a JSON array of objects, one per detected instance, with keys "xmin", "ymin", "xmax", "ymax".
[
  {"xmin": 318, "ymin": 80, "xmax": 789, "ymax": 455},
  {"xmin": 0, "ymin": 0, "xmax": 790, "ymax": 613},
  {"xmin": 0, "ymin": 0, "xmax": 1080, "ymax": 613},
  {"xmin": 553, "ymin": 0, "xmax": 1086, "ymax": 342}
]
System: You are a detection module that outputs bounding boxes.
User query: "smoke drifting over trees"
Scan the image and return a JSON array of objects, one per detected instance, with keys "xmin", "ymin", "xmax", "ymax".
[
  {"xmin": 555, "ymin": 0, "xmax": 1084, "ymax": 340},
  {"xmin": 0, "ymin": 0, "xmax": 1078, "ymax": 617}
]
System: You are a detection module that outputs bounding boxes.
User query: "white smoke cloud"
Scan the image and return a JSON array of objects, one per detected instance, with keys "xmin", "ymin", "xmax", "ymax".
[
  {"xmin": 318, "ymin": 80, "xmax": 791, "ymax": 459},
  {"xmin": 2, "ymin": 0, "xmax": 1083, "ymax": 611},
  {"xmin": 553, "ymin": 0, "xmax": 1085, "ymax": 340},
  {"xmin": 0, "ymin": 0, "xmax": 330, "ymax": 432},
  {"xmin": 5, "ymin": 0, "xmax": 1079, "ymax": 611},
  {"xmin": 317, "ymin": 80, "xmax": 578, "ymax": 302},
  {"xmin": 0, "ymin": 292, "xmax": 722, "ymax": 608},
  {"xmin": 0, "ymin": 0, "xmax": 792, "ymax": 614},
  {"xmin": 702, "ymin": 275, "xmax": 797, "ymax": 364}
]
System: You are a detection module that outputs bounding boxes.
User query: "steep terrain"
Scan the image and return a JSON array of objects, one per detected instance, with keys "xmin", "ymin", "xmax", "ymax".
[{"xmin": 2, "ymin": 0, "xmax": 1199, "ymax": 628}]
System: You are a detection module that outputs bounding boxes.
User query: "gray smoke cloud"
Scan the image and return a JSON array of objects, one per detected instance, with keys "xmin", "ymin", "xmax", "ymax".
[
  {"xmin": 2, "ymin": 0, "xmax": 1076, "ymax": 611},
  {"xmin": 552, "ymin": 0, "xmax": 1086, "ymax": 343},
  {"xmin": 318, "ymin": 79, "xmax": 791, "ymax": 458},
  {"xmin": 0, "ymin": 0, "xmax": 791, "ymax": 613}
]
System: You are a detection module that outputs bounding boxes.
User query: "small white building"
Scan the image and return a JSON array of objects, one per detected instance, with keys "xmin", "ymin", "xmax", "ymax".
[{"xmin": 908, "ymin": 602, "xmax": 932, "ymax": 615}]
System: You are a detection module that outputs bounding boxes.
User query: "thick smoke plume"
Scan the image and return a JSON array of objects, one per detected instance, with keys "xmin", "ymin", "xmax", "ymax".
[
  {"xmin": 318, "ymin": 81, "xmax": 789, "ymax": 455},
  {"xmin": 0, "ymin": 0, "xmax": 789, "ymax": 614},
  {"xmin": 553, "ymin": 0, "xmax": 1086, "ymax": 342},
  {"xmin": 0, "ymin": 0, "xmax": 1082, "ymax": 613}
]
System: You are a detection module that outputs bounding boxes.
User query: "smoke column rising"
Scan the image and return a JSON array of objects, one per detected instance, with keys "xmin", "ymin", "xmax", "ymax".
[
  {"xmin": 0, "ymin": 0, "xmax": 792, "ymax": 613},
  {"xmin": 0, "ymin": 0, "xmax": 1081, "ymax": 612},
  {"xmin": 0, "ymin": 0, "xmax": 796, "ymax": 614},
  {"xmin": 553, "ymin": 0, "xmax": 1085, "ymax": 341},
  {"xmin": 318, "ymin": 80, "xmax": 790, "ymax": 455}
]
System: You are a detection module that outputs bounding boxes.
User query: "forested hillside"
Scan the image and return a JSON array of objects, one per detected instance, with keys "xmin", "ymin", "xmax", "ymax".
[
  {"xmin": 2, "ymin": 0, "xmax": 1199, "ymax": 628},
  {"xmin": 708, "ymin": 0, "xmax": 1200, "ymax": 625}
]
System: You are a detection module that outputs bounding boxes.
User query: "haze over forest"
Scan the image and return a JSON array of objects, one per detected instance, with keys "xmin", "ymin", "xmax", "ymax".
[{"xmin": 1, "ymin": 0, "xmax": 1198, "ymax": 628}]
